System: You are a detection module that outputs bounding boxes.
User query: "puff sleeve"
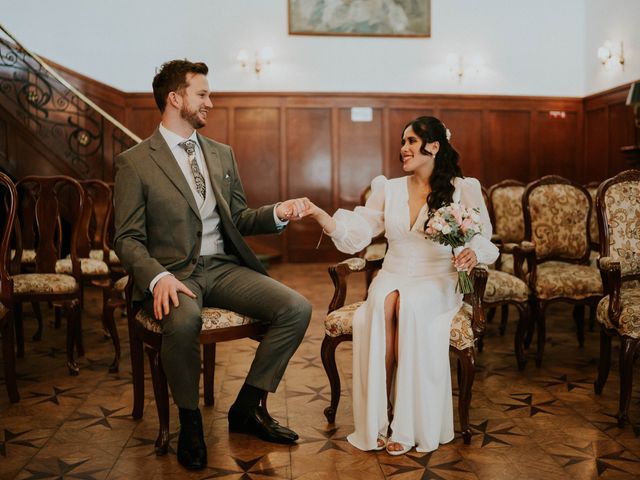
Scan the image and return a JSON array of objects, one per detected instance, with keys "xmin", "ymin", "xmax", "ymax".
[
  {"xmin": 456, "ymin": 177, "xmax": 499, "ymax": 265},
  {"xmin": 327, "ymin": 175, "xmax": 386, "ymax": 255}
]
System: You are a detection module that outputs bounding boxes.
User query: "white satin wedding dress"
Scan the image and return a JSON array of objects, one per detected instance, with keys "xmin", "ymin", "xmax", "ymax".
[{"xmin": 328, "ymin": 175, "xmax": 498, "ymax": 452}]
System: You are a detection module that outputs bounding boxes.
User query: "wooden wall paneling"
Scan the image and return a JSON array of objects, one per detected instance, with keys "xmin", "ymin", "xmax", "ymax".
[
  {"xmin": 201, "ymin": 107, "xmax": 228, "ymax": 145},
  {"xmin": 284, "ymin": 107, "xmax": 335, "ymax": 261},
  {"xmin": 233, "ymin": 107, "xmax": 282, "ymax": 257},
  {"xmin": 387, "ymin": 108, "xmax": 434, "ymax": 179},
  {"xmin": 584, "ymin": 107, "xmax": 609, "ymax": 182},
  {"xmin": 337, "ymin": 107, "xmax": 384, "ymax": 210},
  {"xmin": 608, "ymin": 102, "xmax": 636, "ymax": 176},
  {"xmin": 485, "ymin": 110, "xmax": 531, "ymax": 185},
  {"xmin": 534, "ymin": 110, "xmax": 580, "ymax": 180},
  {"xmin": 440, "ymin": 109, "xmax": 483, "ymax": 183}
]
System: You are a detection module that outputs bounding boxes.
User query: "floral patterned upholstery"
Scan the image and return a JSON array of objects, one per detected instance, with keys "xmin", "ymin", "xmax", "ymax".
[
  {"xmin": 484, "ymin": 270, "xmax": 529, "ymax": 303},
  {"xmin": 491, "ymin": 185, "xmax": 525, "ymax": 244},
  {"xmin": 56, "ymin": 258, "xmax": 109, "ymax": 276},
  {"xmin": 532, "ymin": 261, "xmax": 602, "ymax": 300},
  {"xmin": 10, "ymin": 249, "xmax": 36, "ymax": 264},
  {"xmin": 602, "ymin": 181, "xmax": 640, "ymax": 277},
  {"xmin": 586, "ymin": 186, "xmax": 600, "ymax": 246},
  {"xmin": 114, "ymin": 275, "xmax": 129, "ymax": 292},
  {"xmin": 596, "ymin": 286, "xmax": 640, "ymax": 338},
  {"xmin": 528, "ymin": 184, "xmax": 590, "ymax": 259},
  {"xmin": 363, "ymin": 243, "xmax": 387, "ymax": 261},
  {"xmin": 89, "ymin": 249, "xmax": 121, "ymax": 265},
  {"xmin": 341, "ymin": 257, "xmax": 366, "ymax": 271},
  {"xmin": 136, "ymin": 307, "xmax": 260, "ymax": 334},
  {"xmin": 13, "ymin": 273, "xmax": 78, "ymax": 295},
  {"xmin": 325, "ymin": 301, "xmax": 476, "ymax": 350}
]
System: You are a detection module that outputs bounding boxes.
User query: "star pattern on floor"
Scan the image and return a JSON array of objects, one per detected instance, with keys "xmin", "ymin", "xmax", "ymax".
[
  {"xmin": 287, "ymin": 385, "xmax": 329, "ymax": 403},
  {"xmin": 500, "ymin": 393, "xmax": 557, "ymax": 416},
  {"xmin": 126, "ymin": 431, "xmax": 180, "ymax": 456},
  {"xmin": 21, "ymin": 458, "xmax": 106, "ymax": 480},
  {"xmin": 201, "ymin": 455, "xmax": 280, "ymax": 479},
  {"xmin": 298, "ymin": 427, "xmax": 350, "ymax": 453},
  {"xmin": 382, "ymin": 451, "xmax": 471, "ymax": 479},
  {"xmin": 552, "ymin": 443, "xmax": 636, "ymax": 476},
  {"xmin": 24, "ymin": 386, "xmax": 85, "ymax": 405},
  {"xmin": 470, "ymin": 420, "xmax": 524, "ymax": 447},
  {"xmin": 70, "ymin": 406, "xmax": 130, "ymax": 429},
  {"xmin": 289, "ymin": 355, "xmax": 322, "ymax": 370},
  {"xmin": 538, "ymin": 374, "xmax": 590, "ymax": 391},
  {"xmin": 0, "ymin": 429, "xmax": 48, "ymax": 457}
]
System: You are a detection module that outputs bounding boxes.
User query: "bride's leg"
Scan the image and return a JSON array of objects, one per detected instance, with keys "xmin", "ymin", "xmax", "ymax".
[
  {"xmin": 387, "ymin": 293, "xmax": 410, "ymax": 454},
  {"xmin": 380, "ymin": 290, "xmax": 399, "ymax": 448}
]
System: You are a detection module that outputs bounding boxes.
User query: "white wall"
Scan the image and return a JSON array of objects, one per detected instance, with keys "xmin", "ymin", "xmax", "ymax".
[
  {"xmin": 0, "ymin": 0, "xmax": 608, "ymax": 96},
  {"xmin": 584, "ymin": 0, "xmax": 640, "ymax": 95}
]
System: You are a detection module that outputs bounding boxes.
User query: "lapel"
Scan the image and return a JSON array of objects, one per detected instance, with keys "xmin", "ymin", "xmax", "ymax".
[
  {"xmin": 198, "ymin": 133, "xmax": 232, "ymax": 219},
  {"xmin": 149, "ymin": 129, "xmax": 200, "ymax": 219}
]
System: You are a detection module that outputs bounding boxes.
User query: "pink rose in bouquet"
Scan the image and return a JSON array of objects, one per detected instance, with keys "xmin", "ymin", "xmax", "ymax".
[{"xmin": 424, "ymin": 203, "xmax": 482, "ymax": 293}]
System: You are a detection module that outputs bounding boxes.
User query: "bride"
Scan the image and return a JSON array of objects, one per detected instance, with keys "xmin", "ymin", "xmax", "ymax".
[{"xmin": 305, "ymin": 116, "xmax": 498, "ymax": 455}]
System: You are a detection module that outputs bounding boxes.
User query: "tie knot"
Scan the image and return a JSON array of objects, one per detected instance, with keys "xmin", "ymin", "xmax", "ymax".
[{"xmin": 179, "ymin": 140, "xmax": 196, "ymax": 156}]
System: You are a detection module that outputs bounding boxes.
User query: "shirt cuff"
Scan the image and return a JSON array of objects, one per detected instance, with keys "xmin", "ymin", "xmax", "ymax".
[
  {"xmin": 273, "ymin": 204, "xmax": 289, "ymax": 230},
  {"xmin": 150, "ymin": 271, "xmax": 173, "ymax": 295}
]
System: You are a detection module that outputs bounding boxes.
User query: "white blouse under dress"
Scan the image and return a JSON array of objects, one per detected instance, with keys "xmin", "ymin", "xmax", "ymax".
[{"xmin": 329, "ymin": 175, "xmax": 499, "ymax": 452}]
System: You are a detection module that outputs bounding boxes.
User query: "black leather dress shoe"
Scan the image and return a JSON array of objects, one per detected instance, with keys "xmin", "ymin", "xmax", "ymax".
[
  {"xmin": 177, "ymin": 408, "xmax": 207, "ymax": 470},
  {"xmin": 228, "ymin": 404, "xmax": 298, "ymax": 444}
]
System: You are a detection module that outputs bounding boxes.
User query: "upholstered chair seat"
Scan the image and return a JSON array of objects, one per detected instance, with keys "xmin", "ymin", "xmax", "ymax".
[
  {"xmin": 485, "ymin": 270, "xmax": 529, "ymax": 304},
  {"xmin": 597, "ymin": 287, "xmax": 640, "ymax": 338},
  {"xmin": 135, "ymin": 306, "xmax": 259, "ymax": 334},
  {"xmin": 326, "ymin": 300, "xmax": 476, "ymax": 350},
  {"xmin": 56, "ymin": 258, "xmax": 109, "ymax": 276},
  {"xmin": 89, "ymin": 248, "xmax": 121, "ymax": 265},
  {"xmin": 362, "ymin": 242, "xmax": 387, "ymax": 261},
  {"xmin": 12, "ymin": 273, "xmax": 78, "ymax": 295},
  {"xmin": 10, "ymin": 249, "xmax": 36, "ymax": 264},
  {"xmin": 532, "ymin": 261, "xmax": 602, "ymax": 300}
]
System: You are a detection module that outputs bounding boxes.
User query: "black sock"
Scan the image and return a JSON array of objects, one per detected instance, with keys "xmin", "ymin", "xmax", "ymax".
[{"xmin": 233, "ymin": 383, "xmax": 264, "ymax": 411}]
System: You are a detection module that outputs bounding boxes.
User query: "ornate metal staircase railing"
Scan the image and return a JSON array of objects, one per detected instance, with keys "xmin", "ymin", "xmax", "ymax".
[{"xmin": 0, "ymin": 24, "xmax": 141, "ymax": 179}]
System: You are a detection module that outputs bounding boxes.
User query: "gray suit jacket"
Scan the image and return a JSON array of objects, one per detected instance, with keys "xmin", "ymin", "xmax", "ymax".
[{"xmin": 114, "ymin": 129, "xmax": 278, "ymax": 301}]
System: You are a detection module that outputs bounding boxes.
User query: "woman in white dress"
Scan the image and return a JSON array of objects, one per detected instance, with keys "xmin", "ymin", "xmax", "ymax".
[{"xmin": 306, "ymin": 116, "xmax": 499, "ymax": 455}]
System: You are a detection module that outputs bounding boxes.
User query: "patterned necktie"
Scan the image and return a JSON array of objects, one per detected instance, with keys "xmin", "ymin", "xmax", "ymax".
[{"xmin": 179, "ymin": 140, "xmax": 206, "ymax": 200}]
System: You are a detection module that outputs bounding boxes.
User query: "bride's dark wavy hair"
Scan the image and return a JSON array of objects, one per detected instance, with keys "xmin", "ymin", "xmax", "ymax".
[{"xmin": 401, "ymin": 116, "xmax": 462, "ymax": 211}]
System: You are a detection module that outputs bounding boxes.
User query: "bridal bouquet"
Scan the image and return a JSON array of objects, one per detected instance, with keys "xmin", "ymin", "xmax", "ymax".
[{"xmin": 424, "ymin": 203, "xmax": 482, "ymax": 293}]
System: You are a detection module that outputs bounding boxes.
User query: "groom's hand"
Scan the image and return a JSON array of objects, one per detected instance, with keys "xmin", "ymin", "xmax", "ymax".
[
  {"xmin": 276, "ymin": 197, "xmax": 312, "ymax": 221},
  {"xmin": 153, "ymin": 275, "xmax": 197, "ymax": 320}
]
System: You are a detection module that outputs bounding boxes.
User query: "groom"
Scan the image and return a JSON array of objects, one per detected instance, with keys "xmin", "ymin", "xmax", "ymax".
[{"xmin": 114, "ymin": 59, "xmax": 312, "ymax": 470}]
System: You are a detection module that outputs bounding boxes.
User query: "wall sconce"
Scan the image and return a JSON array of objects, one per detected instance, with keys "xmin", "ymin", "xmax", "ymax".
[
  {"xmin": 446, "ymin": 53, "xmax": 484, "ymax": 81},
  {"xmin": 237, "ymin": 47, "xmax": 274, "ymax": 77},
  {"xmin": 597, "ymin": 40, "xmax": 625, "ymax": 70}
]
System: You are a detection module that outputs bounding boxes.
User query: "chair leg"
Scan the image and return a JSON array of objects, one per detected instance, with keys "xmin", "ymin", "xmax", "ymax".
[
  {"xmin": 514, "ymin": 304, "xmax": 528, "ymax": 370},
  {"xmin": 617, "ymin": 337, "xmax": 640, "ymax": 428},
  {"xmin": 588, "ymin": 304, "xmax": 596, "ymax": 332},
  {"xmin": 31, "ymin": 302, "xmax": 43, "ymax": 341},
  {"xmin": 455, "ymin": 347, "xmax": 475, "ymax": 445},
  {"xmin": 146, "ymin": 345, "xmax": 170, "ymax": 456},
  {"xmin": 103, "ymin": 295, "xmax": 121, "ymax": 374},
  {"xmin": 321, "ymin": 334, "xmax": 348, "ymax": 424},
  {"xmin": 535, "ymin": 301, "xmax": 546, "ymax": 368},
  {"xmin": 130, "ymin": 337, "xmax": 145, "ymax": 421},
  {"xmin": 203, "ymin": 343, "xmax": 216, "ymax": 407},
  {"xmin": 594, "ymin": 325, "xmax": 612, "ymax": 395},
  {"xmin": 2, "ymin": 314, "xmax": 19, "ymax": 403},
  {"xmin": 573, "ymin": 304, "xmax": 585, "ymax": 348},
  {"xmin": 14, "ymin": 302, "xmax": 24, "ymax": 358},
  {"xmin": 66, "ymin": 300, "xmax": 80, "ymax": 376},
  {"xmin": 524, "ymin": 298, "xmax": 536, "ymax": 349},
  {"xmin": 499, "ymin": 304, "xmax": 509, "ymax": 336},
  {"xmin": 477, "ymin": 334, "xmax": 484, "ymax": 353},
  {"xmin": 486, "ymin": 307, "xmax": 496, "ymax": 324}
]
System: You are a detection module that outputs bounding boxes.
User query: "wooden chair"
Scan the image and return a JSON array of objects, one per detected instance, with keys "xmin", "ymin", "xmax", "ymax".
[
  {"xmin": 321, "ymin": 257, "xmax": 488, "ymax": 444},
  {"xmin": 520, "ymin": 175, "xmax": 603, "ymax": 367},
  {"xmin": 585, "ymin": 181, "xmax": 602, "ymax": 330},
  {"xmin": 593, "ymin": 169, "xmax": 640, "ymax": 427},
  {"xmin": 0, "ymin": 172, "xmax": 19, "ymax": 402},
  {"xmin": 11, "ymin": 175, "xmax": 83, "ymax": 375},
  {"xmin": 124, "ymin": 276, "xmax": 270, "ymax": 455}
]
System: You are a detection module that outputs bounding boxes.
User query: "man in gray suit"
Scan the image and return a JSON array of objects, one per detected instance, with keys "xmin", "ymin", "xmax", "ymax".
[{"xmin": 114, "ymin": 60, "xmax": 312, "ymax": 471}]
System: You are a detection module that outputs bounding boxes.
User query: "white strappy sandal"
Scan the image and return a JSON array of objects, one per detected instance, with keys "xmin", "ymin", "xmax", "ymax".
[{"xmin": 386, "ymin": 440, "xmax": 412, "ymax": 456}]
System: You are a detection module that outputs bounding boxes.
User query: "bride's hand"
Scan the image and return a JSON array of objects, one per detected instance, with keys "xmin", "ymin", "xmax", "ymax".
[{"xmin": 453, "ymin": 248, "xmax": 477, "ymax": 272}]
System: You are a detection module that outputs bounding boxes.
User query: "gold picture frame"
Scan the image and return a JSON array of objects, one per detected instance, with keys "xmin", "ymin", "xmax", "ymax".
[{"xmin": 288, "ymin": 0, "xmax": 431, "ymax": 38}]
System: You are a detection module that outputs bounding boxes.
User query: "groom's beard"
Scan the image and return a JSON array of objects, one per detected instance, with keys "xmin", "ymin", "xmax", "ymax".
[{"xmin": 180, "ymin": 104, "xmax": 206, "ymax": 129}]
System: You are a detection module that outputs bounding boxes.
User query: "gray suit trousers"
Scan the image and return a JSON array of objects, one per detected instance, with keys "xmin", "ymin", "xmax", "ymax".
[{"xmin": 145, "ymin": 254, "xmax": 312, "ymax": 410}]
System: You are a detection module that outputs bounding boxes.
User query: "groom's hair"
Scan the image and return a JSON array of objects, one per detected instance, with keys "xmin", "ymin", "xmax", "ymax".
[{"xmin": 152, "ymin": 59, "xmax": 209, "ymax": 113}]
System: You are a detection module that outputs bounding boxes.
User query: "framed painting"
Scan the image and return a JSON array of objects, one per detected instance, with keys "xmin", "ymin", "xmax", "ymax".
[{"xmin": 288, "ymin": 0, "xmax": 431, "ymax": 38}]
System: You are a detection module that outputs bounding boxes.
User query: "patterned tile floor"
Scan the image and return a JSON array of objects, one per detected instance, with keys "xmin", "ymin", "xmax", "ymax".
[{"xmin": 1, "ymin": 262, "xmax": 640, "ymax": 479}]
